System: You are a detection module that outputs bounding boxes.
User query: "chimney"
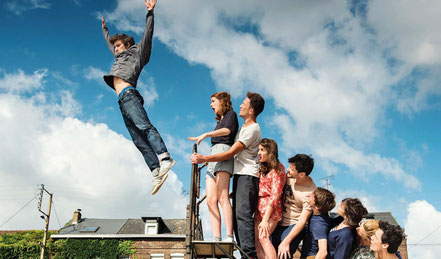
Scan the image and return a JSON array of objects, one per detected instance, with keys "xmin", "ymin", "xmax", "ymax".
[{"xmin": 72, "ymin": 209, "xmax": 82, "ymax": 224}]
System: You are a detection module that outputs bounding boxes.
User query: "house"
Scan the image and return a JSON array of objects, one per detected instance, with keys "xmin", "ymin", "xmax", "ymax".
[{"xmin": 51, "ymin": 210, "xmax": 193, "ymax": 259}]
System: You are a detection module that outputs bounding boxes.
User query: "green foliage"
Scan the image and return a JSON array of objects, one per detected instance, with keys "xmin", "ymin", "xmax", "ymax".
[
  {"xmin": 0, "ymin": 230, "xmax": 50, "ymax": 259},
  {"xmin": 0, "ymin": 230, "xmax": 135, "ymax": 259},
  {"xmin": 52, "ymin": 239, "xmax": 135, "ymax": 259}
]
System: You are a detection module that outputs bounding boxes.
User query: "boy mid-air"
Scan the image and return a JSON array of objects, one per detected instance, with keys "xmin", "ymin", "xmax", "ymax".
[{"xmin": 101, "ymin": 0, "xmax": 175, "ymax": 195}]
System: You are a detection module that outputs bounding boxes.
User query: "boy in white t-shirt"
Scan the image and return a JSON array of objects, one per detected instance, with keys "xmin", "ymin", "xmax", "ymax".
[{"xmin": 191, "ymin": 92, "xmax": 265, "ymax": 259}]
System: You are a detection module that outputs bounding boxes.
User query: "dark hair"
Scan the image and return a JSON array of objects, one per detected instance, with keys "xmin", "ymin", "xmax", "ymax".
[
  {"xmin": 110, "ymin": 34, "xmax": 135, "ymax": 48},
  {"xmin": 313, "ymin": 187, "xmax": 336, "ymax": 214},
  {"xmin": 259, "ymin": 138, "xmax": 279, "ymax": 175},
  {"xmin": 379, "ymin": 221, "xmax": 405, "ymax": 254},
  {"xmin": 342, "ymin": 198, "xmax": 368, "ymax": 227},
  {"xmin": 287, "ymin": 154, "xmax": 314, "ymax": 176},
  {"xmin": 211, "ymin": 92, "xmax": 233, "ymax": 121},
  {"xmin": 246, "ymin": 92, "xmax": 265, "ymax": 118}
]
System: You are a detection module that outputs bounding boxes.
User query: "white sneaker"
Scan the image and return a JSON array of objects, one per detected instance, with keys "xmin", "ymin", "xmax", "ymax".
[
  {"xmin": 159, "ymin": 158, "xmax": 176, "ymax": 177},
  {"xmin": 223, "ymin": 236, "xmax": 234, "ymax": 242},
  {"xmin": 152, "ymin": 172, "xmax": 168, "ymax": 195}
]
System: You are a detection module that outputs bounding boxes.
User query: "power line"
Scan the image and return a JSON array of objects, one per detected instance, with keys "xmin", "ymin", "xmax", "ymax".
[
  {"xmin": 408, "ymin": 224, "xmax": 441, "ymax": 250},
  {"xmin": 52, "ymin": 202, "xmax": 62, "ymax": 229},
  {"xmin": 0, "ymin": 194, "xmax": 39, "ymax": 229}
]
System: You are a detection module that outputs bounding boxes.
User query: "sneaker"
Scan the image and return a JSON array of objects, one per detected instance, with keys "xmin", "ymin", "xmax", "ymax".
[
  {"xmin": 152, "ymin": 173, "xmax": 168, "ymax": 195},
  {"xmin": 159, "ymin": 158, "xmax": 176, "ymax": 177},
  {"xmin": 223, "ymin": 236, "xmax": 234, "ymax": 242}
]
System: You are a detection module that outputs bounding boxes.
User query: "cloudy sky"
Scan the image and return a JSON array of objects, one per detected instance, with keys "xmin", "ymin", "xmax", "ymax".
[{"xmin": 1, "ymin": 0, "xmax": 440, "ymax": 257}]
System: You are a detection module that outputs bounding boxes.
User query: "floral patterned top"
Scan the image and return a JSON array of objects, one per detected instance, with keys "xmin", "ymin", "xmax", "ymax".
[
  {"xmin": 255, "ymin": 163, "xmax": 286, "ymax": 222},
  {"xmin": 350, "ymin": 245, "xmax": 375, "ymax": 259}
]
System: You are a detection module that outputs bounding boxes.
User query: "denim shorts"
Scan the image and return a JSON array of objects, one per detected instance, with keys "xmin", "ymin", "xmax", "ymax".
[{"xmin": 206, "ymin": 144, "xmax": 234, "ymax": 179}]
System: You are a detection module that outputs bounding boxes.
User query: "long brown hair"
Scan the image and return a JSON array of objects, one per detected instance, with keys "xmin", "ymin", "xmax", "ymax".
[
  {"xmin": 259, "ymin": 138, "xmax": 279, "ymax": 176},
  {"xmin": 211, "ymin": 92, "xmax": 233, "ymax": 121}
]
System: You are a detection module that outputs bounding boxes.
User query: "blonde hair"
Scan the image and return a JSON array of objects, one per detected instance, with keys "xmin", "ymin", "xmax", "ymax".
[{"xmin": 360, "ymin": 219, "xmax": 379, "ymax": 241}]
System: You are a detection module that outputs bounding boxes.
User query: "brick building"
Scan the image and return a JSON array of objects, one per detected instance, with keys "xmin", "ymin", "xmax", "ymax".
[{"xmin": 51, "ymin": 210, "xmax": 194, "ymax": 259}]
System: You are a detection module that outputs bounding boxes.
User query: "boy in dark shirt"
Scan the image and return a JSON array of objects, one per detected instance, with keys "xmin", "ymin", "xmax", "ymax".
[{"xmin": 301, "ymin": 187, "xmax": 336, "ymax": 259}]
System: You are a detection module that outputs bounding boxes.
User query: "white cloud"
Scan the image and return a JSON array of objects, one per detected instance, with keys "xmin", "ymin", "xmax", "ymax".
[
  {"xmin": 0, "ymin": 68, "xmax": 47, "ymax": 93},
  {"xmin": 405, "ymin": 200, "xmax": 441, "ymax": 259},
  {"xmin": 368, "ymin": 0, "xmax": 441, "ymax": 66},
  {"xmin": 98, "ymin": 0, "xmax": 437, "ymax": 189},
  {"xmin": 83, "ymin": 66, "xmax": 107, "ymax": 86},
  {"xmin": 0, "ymin": 70, "xmax": 187, "ymax": 230},
  {"xmin": 4, "ymin": 0, "xmax": 50, "ymax": 15},
  {"xmin": 138, "ymin": 75, "xmax": 158, "ymax": 107}
]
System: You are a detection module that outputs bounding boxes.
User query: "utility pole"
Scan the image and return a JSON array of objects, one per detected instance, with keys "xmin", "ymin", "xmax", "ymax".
[{"xmin": 38, "ymin": 184, "xmax": 53, "ymax": 259}]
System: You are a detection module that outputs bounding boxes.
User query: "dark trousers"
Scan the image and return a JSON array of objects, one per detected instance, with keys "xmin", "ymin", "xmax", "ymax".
[
  {"xmin": 118, "ymin": 89, "xmax": 168, "ymax": 171},
  {"xmin": 232, "ymin": 174, "xmax": 259, "ymax": 258},
  {"xmin": 271, "ymin": 224, "xmax": 306, "ymax": 256}
]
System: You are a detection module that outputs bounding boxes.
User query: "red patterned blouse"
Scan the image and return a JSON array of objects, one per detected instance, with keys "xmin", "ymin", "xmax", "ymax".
[{"xmin": 255, "ymin": 163, "xmax": 287, "ymax": 222}]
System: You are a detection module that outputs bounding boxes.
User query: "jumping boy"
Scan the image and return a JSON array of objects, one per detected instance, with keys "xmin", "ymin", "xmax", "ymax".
[
  {"xmin": 101, "ymin": 0, "xmax": 175, "ymax": 195},
  {"xmin": 301, "ymin": 187, "xmax": 336, "ymax": 259}
]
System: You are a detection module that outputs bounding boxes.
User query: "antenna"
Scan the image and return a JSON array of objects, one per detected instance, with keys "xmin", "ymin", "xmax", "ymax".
[{"xmin": 318, "ymin": 173, "xmax": 334, "ymax": 189}]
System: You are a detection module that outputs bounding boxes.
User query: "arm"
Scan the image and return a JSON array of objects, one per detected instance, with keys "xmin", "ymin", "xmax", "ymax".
[
  {"xmin": 191, "ymin": 140, "xmax": 245, "ymax": 164},
  {"xmin": 188, "ymin": 128, "xmax": 231, "ymax": 145},
  {"xmin": 138, "ymin": 0, "xmax": 156, "ymax": 66},
  {"xmin": 278, "ymin": 209, "xmax": 312, "ymax": 259},
  {"xmin": 315, "ymin": 239, "xmax": 328, "ymax": 259},
  {"xmin": 102, "ymin": 17, "xmax": 116, "ymax": 56},
  {"xmin": 258, "ymin": 206, "xmax": 274, "ymax": 238},
  {"xmin": 267, "ymin": 169, "xmax": 285, "ymax": 212}
]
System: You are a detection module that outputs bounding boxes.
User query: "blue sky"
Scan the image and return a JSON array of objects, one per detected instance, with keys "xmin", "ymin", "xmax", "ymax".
[{"xmin": 1, "ymin": 0, "xmax": 441, "ymax": 257}]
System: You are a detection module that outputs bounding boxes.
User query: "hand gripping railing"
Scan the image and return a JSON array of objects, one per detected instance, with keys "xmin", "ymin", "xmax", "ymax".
[{"xmin": 185, "ymin": 144, "xmax": 251, "ymax": 259}]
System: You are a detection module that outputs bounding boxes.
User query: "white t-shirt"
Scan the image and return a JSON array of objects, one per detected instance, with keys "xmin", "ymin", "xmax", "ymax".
[{"xmin": 233, "ymin": 123, "xmax": 261, "ymax": 177}]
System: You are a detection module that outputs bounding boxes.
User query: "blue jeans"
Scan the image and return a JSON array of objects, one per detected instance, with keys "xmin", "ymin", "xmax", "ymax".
[
  {"xmin": 118, "ymin": 89, "xmax": 168, "ymax": 171},
  {"xmin": 232, "ymin": 174, "xmax": 259, "ymax": 258},
  {"xmin": 271, "ymin": 224, "xmax": 306, "ymax": 256}
]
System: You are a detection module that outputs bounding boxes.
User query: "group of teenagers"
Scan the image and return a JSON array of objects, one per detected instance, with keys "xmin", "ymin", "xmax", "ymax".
[
  {"xmin": 188, "ymin": 91, "xmax": 405, "ymax": 259},
  {"xmin": 99, "ymin": 1, "xmax": 405, "ymax": 258}
]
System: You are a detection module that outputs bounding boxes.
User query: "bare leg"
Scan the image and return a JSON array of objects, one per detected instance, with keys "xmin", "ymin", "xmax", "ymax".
[
  {"xmin": 206, "ymin": 177, "xmax": 221, "ymax": 239},
  {"xmin": 258, "ymin": 218, "xmax": 278, "ymax": 259},
  {"xmin": 216, "ymin": 171, "xmax": 233, "ymax": 236},
  {"xmin": 255, "ymin": 219, "xmax": 265, "ymax": 259}
]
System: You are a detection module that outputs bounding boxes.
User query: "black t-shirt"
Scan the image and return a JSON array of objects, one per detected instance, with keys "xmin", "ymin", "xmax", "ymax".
[{"xmin": 211, "ymin": 110, "xmax": 239, "ymax": 146}]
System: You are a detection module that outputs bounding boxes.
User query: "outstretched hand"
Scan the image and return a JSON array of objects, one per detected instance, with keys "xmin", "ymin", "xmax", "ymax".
[
  {"xmin": 188, "ymin": 133, "xmax": 208, "ymax": 145},
  {"xmin": 144, "ymin": 0, "xmax": 157, "ymax": 10},
  {"xmin": 101, "ymin": 17, "xmax": 106, "ymax": 29}
]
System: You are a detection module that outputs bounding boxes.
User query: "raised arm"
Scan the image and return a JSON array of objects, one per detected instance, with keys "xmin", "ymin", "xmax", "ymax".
[
  {"xmin": 102, "ymin": 17, "xmax": 116, "ymax": 56},
  {"xmin": 138, "ymin": 0, "xmax": 156, "ymax": 66}
]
